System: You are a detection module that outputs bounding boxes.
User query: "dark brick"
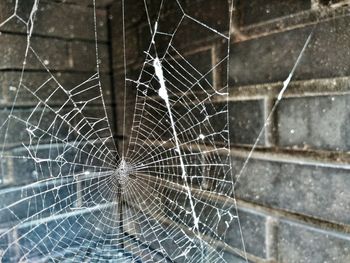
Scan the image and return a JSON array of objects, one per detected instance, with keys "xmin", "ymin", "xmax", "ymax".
[
  {"xmin": 0, "ymin": 178, "xmax": 77, "ymax": 225},
  {"xmin": 109, "ymin": 0, "xmax": 155, "ymax": 30},
  {"xmin": 14, "ymin": 210, "xmax": 112, "ymax": 260},
  {"xmin": 0, "ymin": 71, "xmax": 112, "ymax": 106},
  {"xmin": 230, "ymin": 16, "xmax": 350, "ymax": 86},
  {"xmin": 277, "ymin": 94, "xmax": 350, "ymax": 151},
  {"xmin": 163, "ymin": 48, "xmax": 214, "ymax": 94},
  {"xmin": 183, "ymin": 0, "xmax": 230, "ymax": 33},
  {"xmin": 0, "ymin": 107, "xmax": 76, "ymax": 148},
  {"xmin": 228, "ymin": 100, "xmax": 265, "ymax": 146},
  {"xmin": 225, "ymin": 207, "xmax": 268, "ymax": 259},
  {"xmin": 222, "ymin": 252, "xmax": 248, "ymax": 263},
  {"xmin": 277, "ymin": 220, "xmax": 350, "ymax": 262},
  {"xmin": 0, "ymin": 0, "xmax": 36, "ymax": 33},
  {"xmin": 233, "ymin": 157, "xmax": 350, "ymax": 226},
  {"xmin": 319, "ymin": 0, "xmax": 349, "ymax": 6},
  {"xmin": 111, "ymin": 27, "xmax": 139, "ymax": 69},
  {"xmin": 237, "ymin": 0, "xmax": 311, "ymax": 26},
  {"xmin": 78, "ymin": 105, "xmax": 115, "ymax": 139},
  {"xmin": 34, "ymin": 2, "xmax": 108, "ymax": 41},
  {"xmin": 43, "ymin": 0, "xmax": 114, "ymax": 8},
  {"xmin": 0, "ymin": 1, "xmax": 108, "ymax": 41},
  {"xmin": 70, "ymin": 41, "xmax": 110, "ymax": 73},
  {"xmin": 0, "ymin": 34, "xmax": 69, "ymax": 70}
]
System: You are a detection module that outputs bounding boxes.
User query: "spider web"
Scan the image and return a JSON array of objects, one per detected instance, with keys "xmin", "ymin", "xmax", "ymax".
[{"xmin": 0, "ymin": 0, "xmax": 313, "ymax": 262}]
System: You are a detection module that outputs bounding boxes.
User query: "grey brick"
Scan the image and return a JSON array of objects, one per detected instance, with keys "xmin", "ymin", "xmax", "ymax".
[
  {"xmin": 162, "ymin": 48, "xmax": 213, "ymax": 94},
  {"xmin": 228, "ymin": 100, "xmax": 265, "ymax": 146},
  {"xmin": 0, "ymin": 107, "xmax": 76, "ymax": 148},
  {"xmin": 111, "ymin": 27, "xmax": 139, "ymax": 69},
  {"xmin": 70, "ymin": 41, "xmax": 110, "ymax": 73},
  {"xmin": 222, "ymin": 252, "xmax": 248, "ymax": 263},
  {"xmin": 319, "ymin": 0, "xmax": 348, "ymax": 5},
  {"xmin": 43, "ymin": 0, "xmax": 114, "ymax": 8},
  {"xmin": 167, "ymin": 0, "xmax": 229, "ymax": 50},
  {"xmin": 0, "ymin": 180, "xmax": 77, "ymax": 225},
  {"xmin": 0, "ymin": 72, "xmax": 112, "ymax": 106},
  {"xmin": 237, "ymin": 0, "xmax": 311, "ymax": 26},
  {"xmin": 0, "ymin": 0, "xmax": 36, "ymax": 33},
  {"xmin": 0, "ymin": 1, "xmax": 108, "ymax": 41},
  {"xmin": 277, "ymin": 220, "xmax": 350, "ymax": 263},
  {"xmin": 13, "ymin": 210, "xmax": 111, "ymax": 260},
  {"xmin": 230, "ymin": 16, "xmax": 350, "ymax": 86},
  {"xmin": 277, "ymin": 94, "xmax": 350, "ymax": 151},
  {"xmin": 225, "ymin": 207, "xmax": 268, "ymax": 259},
  {"xmin": 0, "ymin": 35, "xmax": 110, "ymax": 72},
  {"xmin": 0, "ymin": 34, "xmax": 69, "ymax": 70},
  {"xmin": 232, "ymin": 157, "xmax": 350, "ymax": 226},
  {"xmin": 109, "ymin": 0, "xmax": 151, "ymax": 30},
  {"xmin": 34, "ymin": 2, "xmax": 108, "ymax": 41}
]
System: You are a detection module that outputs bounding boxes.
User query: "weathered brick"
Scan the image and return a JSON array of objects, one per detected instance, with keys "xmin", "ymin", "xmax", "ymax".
[
  {"xmin": 277, "ymin": 220, "xmax": 350, "ymax": 262},
  {"xmin": 111, "ymin": 27, "xmax": 139, "ymax": 69},
  {"xmin": 277, "ymin": 94, "xmax": 350, "ymax": 151},
  {"xmin": 230, "ymin": 16, "xmax": 350, "ymax": 86},
  {"xmin": 0, "ymin": 179, "xmax": 77, "ymax": 225},
  {"xmin": 163, "ymin": 48, "xmax": 214, "ymax": 93},
  {"xmin": 109, "ymin": 0, "xmax": 153, "ymax": 30},
  {"xmin": 0, "ymin": 34, "xmax": 69, "ymax": 70},
  {"xmin": 34, "ymin": 2, "xmax": 108, "ymax": 41},
  {"xmin": 43, "ymin": 0, "xmax": 114, "ymax": 8},
  {"xmin": 225, "ymin": 206, "xmax": 269, "ymax": 259},
  {"xmin": 0, "ymin": 71, "xmax": 112, "ymax": 106},
  {"xmin": 0, "ymin": 107, "xmax": 76, "ymax": 148},
  {"xmin": 319, "ymin": 0, "xmax": 349, "ymax": 6},
  {"xmin": 0, "ymin": 1, "xmax": 108, "ymax": 41},
  {"xmin": 232, "ymin": 157, "xmax": 350, "ymax": 226},
  {"xmin": 237, "ymin": 0, "xmax": 311, "ymax": 26},
  {"xmin": 183, "ymin": 0, "xmax": 230, "ymax": 33},
  {"xmin": 228, "ymin": 100, "xmax": 265, "ymax": 146},
  {"xmin": 70, "ymin": 41, "xmax": 110, "ymax": 73},
  {"xmin": 0, "ymin": 104, "xmax": 114, "ymax": 149},
  {"xmin": 13, "ymin": 209, "xmax": 113, "ymax": 260},
  {"xmin": 78, "ymin": 105, "xmax": 115, "ymax": 139},
  {"xmin": 222, "ymin": 252, "xmax": 248, "ymax": 263}
]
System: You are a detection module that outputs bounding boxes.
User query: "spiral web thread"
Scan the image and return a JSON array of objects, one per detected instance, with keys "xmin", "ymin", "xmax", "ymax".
[{"xmin": 0, "ymin": 0, "xmax": 260, "ymax": 262}]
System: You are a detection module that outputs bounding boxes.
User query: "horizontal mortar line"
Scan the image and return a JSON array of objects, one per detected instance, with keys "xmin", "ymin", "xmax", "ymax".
[
  {"xmin": 0, "ymin": 68, "xmax": 112, "ymax": 75},
  {"xmin": 0, "ymin": 169, "xmax": 112, "ymax": 196},
  {"xmin": 120, "ymin": 77, "xmax": 350, "ymax": 104},
  {"xmin": 126, "ymin": 173, "xmax": 271, "ymax": 263},
  {"xmin": 235, "ymin": 5, "xmax": 350, "ymax": 43},
  {"xmin": 0, "ymin": 202, "xmax": 117, "ymax": 231},
  {"xmin": 140, "ymin": 139, "xmax": 350, "ymax": 169},
  {"xmin": 138, "ymin": 173, "xmax": 350, "ymax": 243},
  {"xmin": 0, "ymin": 69, "xmax": 111, "ymax": 75},
  {"xmin": 41, "ymin": 0, "xmax": 110, "ymax": 9},
  {"xmin": 236, "ymin": 199, "xmax": 350, "ymax": 236},
  {"xmin": 230, "ymin": 146, "xmax": 350, "ymax": 170},
  {"xmin": 0, "ymin": 29, "xmax": 109, "ymax": 44},
  {"xmin": 228, "ymin": 77, "xmax": 350, "ymax": 101},
  {"xmin": 0, "ymin": 137, "xmax": 117, "ymax": 154},
  {"xmin": 0, "ymin": 102, "xmax": 113, "ymax": 110},
  {"xmin": 0, "ymin": 69, "xmax": 112, "ymax": 75}
]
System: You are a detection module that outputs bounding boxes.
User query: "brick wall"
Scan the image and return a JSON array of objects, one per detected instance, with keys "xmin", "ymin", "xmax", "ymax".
[
  {"xmin": 0, "ymin": 0, "xmax": 116, "ymax": 261},
  {"xmin": 110, "ymin": 0, "xmax": 350, "ymax": 262}
]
